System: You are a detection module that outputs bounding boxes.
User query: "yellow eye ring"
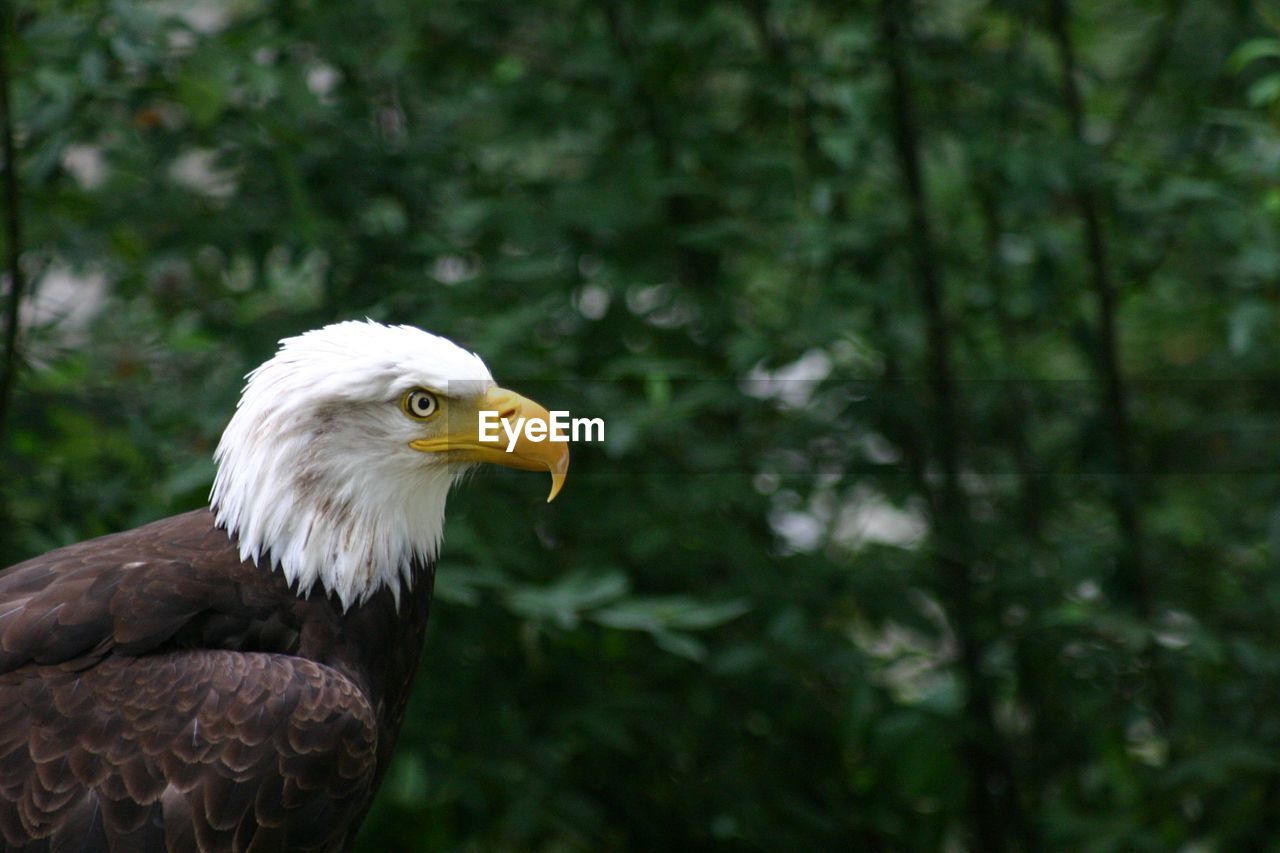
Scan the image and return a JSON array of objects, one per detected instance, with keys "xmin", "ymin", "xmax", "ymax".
[{"xmin": 401, "ymin": 388, "xmax": 440, "ymax": 420}]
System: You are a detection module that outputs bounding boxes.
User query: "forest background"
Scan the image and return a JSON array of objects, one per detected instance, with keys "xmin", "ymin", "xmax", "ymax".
[{"xmin": 2, "ymin": 0, "xmax": 1280, "ymax": 849}]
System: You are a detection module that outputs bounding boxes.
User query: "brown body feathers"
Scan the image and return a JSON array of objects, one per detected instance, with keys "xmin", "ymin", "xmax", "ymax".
[{"xmin": 0, "ymin": 509, "xmax": 433, "ymax": 852}]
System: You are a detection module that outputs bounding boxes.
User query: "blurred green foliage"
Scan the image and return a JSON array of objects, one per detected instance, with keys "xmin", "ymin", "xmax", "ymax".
[{"xmin": 4, "ymin": 0, "xmax": 1280, "ymax": 849}]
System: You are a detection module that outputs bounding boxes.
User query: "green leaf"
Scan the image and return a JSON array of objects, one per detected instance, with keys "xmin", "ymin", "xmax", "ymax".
[
  {"xmin": 504, "ymin": 570, "xmax": 629, "ymax": 628},
  {"xmin": 1247, "ymin": 74, "xmax": 1280, "ymax": 107},
  {"xmin": 652, "ymin": 631, "xmax": 707, "ymax": 661},
  {"xmin": 1230, "ymin": 38, "xmax": 1280, "ymax": 72},
  {"xmin": 592, "ymin": 597, "xmax": 750, "ymax": 632}
]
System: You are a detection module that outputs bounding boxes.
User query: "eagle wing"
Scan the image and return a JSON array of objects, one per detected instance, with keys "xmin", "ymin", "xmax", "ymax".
[
  {"xmin": 0, "ymin": 650, "xmax": 376, "ymax": 852},
  {"xmin": 0, "ymin": 511, "xmax": 379, "ymax": 851}
]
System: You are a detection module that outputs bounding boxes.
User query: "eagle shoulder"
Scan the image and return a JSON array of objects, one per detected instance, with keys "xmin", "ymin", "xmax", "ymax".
[{"xmin": 0, "ymin": 509, "xmax": 302, "ymax": 672}]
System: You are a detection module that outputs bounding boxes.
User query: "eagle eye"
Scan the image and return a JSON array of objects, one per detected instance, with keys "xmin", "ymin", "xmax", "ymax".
[{"xmin": 401, "ymin": 389, "xmax": 440, "ymax": 420}]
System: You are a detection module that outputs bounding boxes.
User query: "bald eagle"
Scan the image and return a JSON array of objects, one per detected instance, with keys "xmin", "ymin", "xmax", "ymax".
[{"xmin": 0, "ymin": 321, "xmax": 569, "ymax": 851}]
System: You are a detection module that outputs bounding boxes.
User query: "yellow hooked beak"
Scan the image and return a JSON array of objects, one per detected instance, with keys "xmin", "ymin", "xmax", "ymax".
[{"xmin": 409, "ymin": 386, "xmax": 570, "ymax": 502}]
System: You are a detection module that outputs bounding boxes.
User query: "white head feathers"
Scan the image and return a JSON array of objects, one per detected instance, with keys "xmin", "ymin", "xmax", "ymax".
[{"xmin": 210, "ymin": 320, "xmax": 493, "ymax": 610}]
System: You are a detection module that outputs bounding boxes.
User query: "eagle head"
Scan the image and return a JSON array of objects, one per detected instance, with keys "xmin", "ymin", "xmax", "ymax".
[{"xmin": 209, "ymin": 320, "xmax": 569, "ymax": 610}]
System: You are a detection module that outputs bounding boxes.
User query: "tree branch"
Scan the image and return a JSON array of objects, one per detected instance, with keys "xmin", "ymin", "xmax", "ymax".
[
  {"xmin": 1047, "ymin": 0, "xmax": 1173, "ymax": 738},
  {"xmin": 878, "ymin": 3, "xmax": 1028, "ymax": 850},
  {"xmin": 0, "ymin": 1, "xmax": 24, "ymax": 449},
  {"xmin": 1102, "ymin": 0, "xmax": 1187, "ymax": 156},
  {"xmin": 1047, "ymin": 0, "xmax": 1150, "ymax": 612}
]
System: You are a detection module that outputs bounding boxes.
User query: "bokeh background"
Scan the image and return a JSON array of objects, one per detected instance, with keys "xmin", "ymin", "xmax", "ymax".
[{"xmin": 3, "ymin": 0, "xmax": 1280, "ymax": 849}]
